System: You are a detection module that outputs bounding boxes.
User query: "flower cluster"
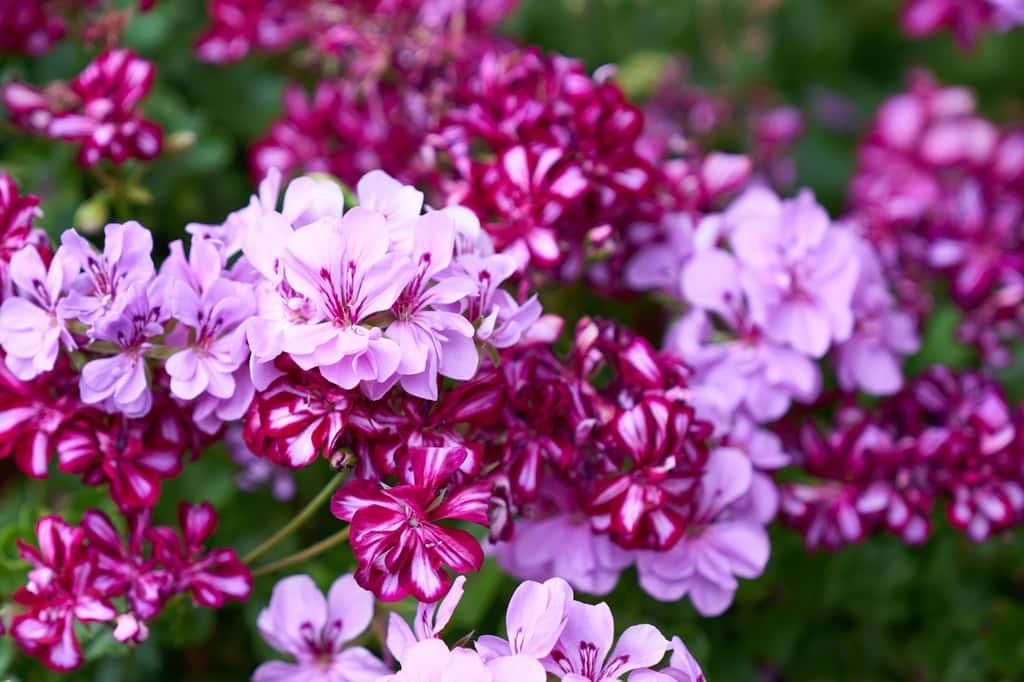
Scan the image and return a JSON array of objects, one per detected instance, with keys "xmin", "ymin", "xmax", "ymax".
[
  {"xmin": 196, "ymin": 0, "xmax": 515, "ymax": 65},
  {"xmin": 902, "ymin": 0, "xmax": 1024, "ymax": 48},
  {"xmin": 3, "ymin": 48, "xmax": 163, "ymax": 166},
  {"xmin": 10, "ymin": 504, "xmax": 250, "ymax": 672},
  {"xmin": 254, "ymin": 572, "xmax": 705, "ymax": 682},
  {"xmin": 849, "ymin": 70, "xmax": 1024, "ymax": 366},
  {"xmin": 779, "ymin": 366, "xmax": 1024, "ymax": 549}
]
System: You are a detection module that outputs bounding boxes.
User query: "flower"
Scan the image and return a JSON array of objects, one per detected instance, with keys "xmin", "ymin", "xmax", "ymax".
[
  {"xmin": 0, "ymin": 357, "xmax": 77, "ymax": 477},
  {"xmin": 252, "ymin": 573, "xmax": 389, "ymax": 682},
  {"xmin": 331, "ymin": 447, "xmax": 490, "ymax": 602},
  {"xmin": 57, "ymin": 222, "xmax": 156, "ymax": 326},
  {"xmin": 0, "ymin": 245, "xmax": 77, "ymax": 380},
  {"xmin": 636, "ymin": 447, "xmax": 770, "ymax": 616},
  {"xmin": 545, "ymin": 599, "xmax": 668, "ymax": 681},
  {"xmin": 475, "ymin": 577, "xmax": 573, "ymax": 664},
  {"xmin": 278, "ymin": 208, "xmax": 412, "ymax": 390},
  {"xmin": 11, "ymin": 516, "xmax": 117, "ymax": 672}
]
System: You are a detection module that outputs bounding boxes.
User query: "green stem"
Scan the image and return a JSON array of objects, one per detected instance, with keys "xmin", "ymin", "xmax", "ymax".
[
  {"xmin": 243, "ymin": 472, "xmax": 345, "ymax": 564},
  {"xmin": 251, "ymin": 527, "xmax": 350, "ymax": 578}
]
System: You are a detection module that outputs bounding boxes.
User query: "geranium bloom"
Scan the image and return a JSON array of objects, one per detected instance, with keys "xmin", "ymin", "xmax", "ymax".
[
  {"xmin": 11, "ymin": 517, "xmax": 117, "ymax": 672},
  {"xmin": 57, "ymin": 222, "xmax": 155, "ymax": 326},
  {"xmin": 475, "ymin": 577, "xmax": 573, "ymax": 664},
  {"xmin": 636, "ymin": 447, "xmax": 770, "ymax": 616},
  {"xmin": 0, "ymin": 172, "xmax": 44, "ymax": 301},
  {"xmin": 279, "ymin": 208, "xmax": 412, "ymax": 389},
  {"xmin": 545, "ymin": 599, "xmax": 668, "ymax": 681},
  {"xmin": 253, "ymin": 573, "xmax": 389, "ymax": 682},
  {"xmin": 0, "ymin": 245, "xmax": 77, "ymax": 380},
  {"xmin": 902, "ymin": 0, "xmax": 1024, "ymax": 48},
  {"xmin": 331, "ymin": 447, "xmax": 490, "ymax": 602},
  {"xmin": 0, "ymin": 357, "xmax": 77, "ymax": 477},
  {"xmin": 78, "ymin": 282, "xmax": 167, "ymax": 417}
]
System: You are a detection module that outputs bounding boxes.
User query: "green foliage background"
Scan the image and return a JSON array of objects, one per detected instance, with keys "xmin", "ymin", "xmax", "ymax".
[{"xmin": 2, "ymin": 1, "xmax": 1024, "ymax": 680}]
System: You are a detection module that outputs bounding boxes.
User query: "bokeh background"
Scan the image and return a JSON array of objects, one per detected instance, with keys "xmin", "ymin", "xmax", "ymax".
[{"xmin": 2, "ymin": 1, "xmax": 1024, "ymax": 680}]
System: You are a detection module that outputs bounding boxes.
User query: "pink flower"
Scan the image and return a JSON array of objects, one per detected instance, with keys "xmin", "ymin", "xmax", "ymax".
[
  {"xmin": 727, "ymin": 187, "xmax": 860, "ymax": 358},
  {"xmin": 279, "ymin": 209, "xmax": 412, "ymax": 389},
  {"xmin": 0, "ymin": 245, "xmax": 77, "ymax": 380},
  {"xmin": 545, "ymin": 599, "xmax": 668, "ymax": 681},
  {"xmin": 636, "ymin": 448, "xmax": 770, "ymax": 617},
  {"xmin": 57, "ymin": 222, "xmax": 156, "ymax": 326},
  {"xmin": 475, "ymin": 577, "xmax": 573, "ymax": 664},
  {"xmin": 252, "ymin": 573, "xmax": 389, "ymax": 682},
  {"xmin": 0, "ymin": 0, "xmax": 67, "ymax": 55},
  {"xmin": 78, "ymin": 282, "xmax": 167, "ymax": 417},
  {"xmin": 11, "ymin": 517, "xmax": 117, "ymax": 672},
  {"xmin": 0, "ymin": 356, "xmax": 76, "ymax": 477}
]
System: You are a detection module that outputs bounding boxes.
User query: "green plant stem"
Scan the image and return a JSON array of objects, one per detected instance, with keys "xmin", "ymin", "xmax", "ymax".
[
  {"xmin": 243, "ymin": 472, "xmax": 345, "ymax": 564},
  {"xmin": 251, "ymin": 527, "xmax": 350, "ymax": 578}
]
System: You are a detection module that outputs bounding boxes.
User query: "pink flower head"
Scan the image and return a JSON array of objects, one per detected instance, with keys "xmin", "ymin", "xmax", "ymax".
[
  {"xmin": 0, "ymin": 245, "xmax": 78, "ymax": 380},
  {"xmin": 0, "ymin": 0, "xmax": 67, "ymax": 55},
  {"xmin": 163, "ymin": 239, "xmax": 256, "ymax": 409},
  {"xmin": 727, "ymin": 187, "xmax": 860, "ymax": 358},
  {"xmin": 902, "ymin": 0, "xmax": 1024, "ymax": 48},
  {"xmin": 387, "ymin": 575, "xmax": 468, "ymax": 663},
  {"xmin": 331, "ymin": 447, "xmax": 489, "ymax": 602},
  {"xmin": 636, "ymin": 447, "xmax": 770, "ymax": 616},
  {"xmin": 475, "ymin": 577, "xmax": 573, "ymax": 663},
  {"xmin": 278, "ymin": 208, "xmax": 412, "ymax": 390},
  {"xmin": 545, "ymin": 599, "xmax": 668, "ymax": 681},
  {"xmin": 11, "ymin": 516, "xmax": 116, "ymax": 672},
  {"xmin": 57, "ymin": 222, "xmax": 156, "ymax": 326},
  {"xmin": 78, "ymin": 281, "xmax": 168, "ymax": 417},
  {"xmin": 0, "ymin": 172, "xmax": 44, "ymax": 301},
  {"xmin": 253, "ymin": 573, "xmax": 389, "ymax": 682}
]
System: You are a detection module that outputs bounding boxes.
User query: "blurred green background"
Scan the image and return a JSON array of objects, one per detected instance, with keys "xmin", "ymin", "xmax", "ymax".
[{"xmin": 2, "ymin": 1, "xmax": 1024, "ymax": 680}]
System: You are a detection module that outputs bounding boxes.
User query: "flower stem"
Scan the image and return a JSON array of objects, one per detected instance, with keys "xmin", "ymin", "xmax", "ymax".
[
  {"xmin": 243, "ymin": 472, "xmax": 345, "ymax": 565},
  {"xmin": 251, "ymin": 527, "xmax": 351, "ymax": 578}
]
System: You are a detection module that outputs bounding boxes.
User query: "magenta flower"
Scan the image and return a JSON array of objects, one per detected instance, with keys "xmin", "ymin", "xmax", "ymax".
[
  {"xmin": 56, "ymin": 403, "xmax": 186, "ymax": 510},
  {"xmin": 902, "ymin": 0, "xmax": 1024, "ymax": 48},
  {"xmin": 0, "ymin": 357, "xmax": 76, "ymax": 477},
  {"xmin": 57, "ymin": 222, "xmax": 156, "ymax": 326},
  {"xmin": 0, "ymin": 245, "xmax": 77, "ymax": 380},
  {"xmin": 494, "ymin": 481, "xmax": 633, "ymax": 596},
  {"xmin": 0, "ymin": 172, "xmax": 43, "ymax": 301},
  {"xmin": 545, "ymin": 599, "xmax": 668, "ymax": 681},
  {"xmin": 252, "ymin": 573, "xmax": 389, "ymax": 682},
  {"xmin": 79, "ymin": 282, "xmax": 167, "ymax": 417},
  {"xmin": 636, "ymin": 447, "xmax": 769, "ymax": 616},
  {"xmin": 331, "ymin": 447, "xmax": 489, "ymax": 602},
  {"xmin": 0, "ymin": 0, "xmax": 66, "ymax": 55},
  {"xmin": 279, "ymin": 209, "xmax": 412, "ymax": 389},
  {"xmin": 11, "ymin": 516, "xmax": 117, "ymax": 672}
]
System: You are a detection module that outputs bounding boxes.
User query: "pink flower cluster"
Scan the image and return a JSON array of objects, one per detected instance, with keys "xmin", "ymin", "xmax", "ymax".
[
  {"xmin": 10, "ymin": 505, "xmax": 249, "ymax": 672},
  {"xmin": 253, "ymin": 572, "xmax": 705, "ymax": 682},
  {"xmin": 902, "ymin": 0, "xmax": 1024, "ymax": 48},
  {"xmin": 850, "ymin": 70, "xmax": 1024, "ymax": 366},
  {"xmin": 196, "ymin": 0, "xmax": 515, "ymax": 64},
  {"xmin": 3, "ymin": 48, "xmax": 163, "ymax": 166},
  {"xmin": 0, "ymin": 1, "xmax": 155, "ymax": 56},
  {"xmin": 779, "ymin": 366, "xmax": 1024, "ymax": 549}
]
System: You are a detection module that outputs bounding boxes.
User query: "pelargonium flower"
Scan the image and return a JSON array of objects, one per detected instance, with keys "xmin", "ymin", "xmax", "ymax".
[
  {"xmin": 0, "ymin": 245, "xmax": 78, "ymax": 380},
  {"xmin": 0, "ymin": 356, "xmax": 78, "ymax": 477},
  {"xmin": 331, "ymin": 446, "xmax": 490, "ymax": 602},
  {"xmin": 0, "ymin": 0, "xmax": 67, "ymax": 55},
  {"xmin": 4, "ymin": 49, "xmax": 163, "ymax": 166},
  {"xmin": 0, "ymin": 172, "xmax": 44, "ymax": 301},
  {"xmin": 475, "ymin": 577, "xmax": 573, "ymax": 666},
  {"xmin": 253, "ymin": 573, "xmax": 390, "ymax": 682},
  {"xmin": 57, "ymin": 222, "xmax": 156, "ymax": 326},
  {"xmin": 78, "ymin": 281, "xmax": 168, "ymax": 417},
  {"xmin": 902, "ymin": 0, "xmax": 1024, "ymax": 48},
  {"xmin": 56, "ymin": 399, "xmax": 187, "ymax": 509},
  {"xmin": 11, "ymin": 516, "xmax": 117, "ymax": 672},
  {"xmin": 636, "ymin": 447, "xmax": 770, "ymax": 616},
  {"xmin": 545, "ymin": 599, "xmax": 669, "ymax": 681},
  {"xmin": 146, "ymin": 502, "xmax": 252, "ymax": 608}
]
